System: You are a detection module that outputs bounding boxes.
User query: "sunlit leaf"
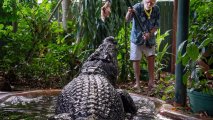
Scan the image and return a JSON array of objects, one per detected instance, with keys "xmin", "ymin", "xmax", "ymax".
[
  {"xmin": 198, "ymin": 38, "xmax": 212, "ymax": 49},
  {"xmin": 181, "ymin": 53, "xmax": 190, "ymax": 66},
  {"xmin": 186, "ymin": 42, "xmax": 199, "ymax": 61},
  {"xmin": 177, "ymin": 40, "xmax": 187, "ymax": 63}
]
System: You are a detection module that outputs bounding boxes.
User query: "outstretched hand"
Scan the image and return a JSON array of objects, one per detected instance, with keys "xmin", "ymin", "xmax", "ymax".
[
  {"xmin": 101, "ymin": 1, "xmax": 111, "ymax": 22},
  {"xmin": 125, "ymin": 7, "xmax": 136, "ymax": 21},
  {"xmin": 127, "ymin": 7, "xmax": 135, "ymax": 13}
]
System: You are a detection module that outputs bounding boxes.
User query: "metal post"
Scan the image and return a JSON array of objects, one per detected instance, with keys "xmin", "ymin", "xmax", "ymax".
[{"xmin": 175, "ymin": 0, "xmax": 189, "ymax": 106}]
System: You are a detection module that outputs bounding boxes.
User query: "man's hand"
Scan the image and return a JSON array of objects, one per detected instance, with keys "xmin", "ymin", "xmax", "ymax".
[
  {"xmin": 101, "ymin": 1, "xmax": 111, "ymax": 22},
  {"xmin": 143, "ymin": 32, "xmax": 151, "ymax": 40},
  {"xmin": 127, "ymin": 7, "xmax": 135, "ymax": 13},
  {"xmin": 125, "ymin": 7, "xmax": 136, "ymax": 21},
  {"xmin": 143, "ymin": 28, "xmax": 157, "ymax": 40}
]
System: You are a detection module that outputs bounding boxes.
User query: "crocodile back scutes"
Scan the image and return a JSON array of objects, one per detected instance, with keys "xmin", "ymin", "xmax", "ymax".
[
  {"xmin": 55, "ymin": 74, "xmax": 125, "ymax": 120},
  {"xmin": 53, "ymin": 37, "xmax": 127, "ymax": 120}
]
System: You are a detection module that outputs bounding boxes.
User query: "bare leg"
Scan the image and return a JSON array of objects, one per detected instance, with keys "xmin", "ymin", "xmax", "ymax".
[
  {"xmin": 133, "ymin": 60, "xmax": 140, "ymax": 89},
  {"xmin": 147, "ymin": 55, "xmax": 155, "ymax": 88}
]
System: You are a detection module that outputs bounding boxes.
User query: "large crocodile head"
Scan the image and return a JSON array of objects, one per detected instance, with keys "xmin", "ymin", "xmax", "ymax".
[{"xmin": 81, "ymin": 36, "xmax": 118, "ymax": 85}]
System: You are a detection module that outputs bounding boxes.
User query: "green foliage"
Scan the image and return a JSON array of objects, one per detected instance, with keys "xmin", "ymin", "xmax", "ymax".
[
  {"xmin": 0, "ymin": 0, "xmax": 18, "ymax": 22},
  {"xmin": 189, "ymin": 0, "xmax": 212, "ymax": 44},
  {"xmin": 155, "ymin": 29, "xmax": 171, "ymax": 79},
  {"xmin": 116, "ymin": 22, "xmax": 133, "ymax": 82},
  {"xmin": 0, "ymin": 1, "xmax": 82, "ymax": 87},
  {"xmin": 3, "ymin": 0, "xmax": 15, "ymax": 12},
  {"xmin": 1, "ymin": 0, "xmax": 133, "ymax": 88},
  {"xmin": 152, "ymin": 30, "xmax": 175, "ymax": 101},
  {"xmin": 155, "ymin": 74, "xmax": 175, "ymax": 101},
  {"xmin": 177, "ymin": 0, "xmax": 213, "ymax": 95},
  {"xmin": 0, "ymin": 24, "xmax": 13, "ymax": 38}
]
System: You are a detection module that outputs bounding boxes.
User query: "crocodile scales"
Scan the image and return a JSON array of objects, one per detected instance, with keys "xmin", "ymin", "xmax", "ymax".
[{"xmin": 50, "ymin": 36, "xmax": 137, "ymax": 120}]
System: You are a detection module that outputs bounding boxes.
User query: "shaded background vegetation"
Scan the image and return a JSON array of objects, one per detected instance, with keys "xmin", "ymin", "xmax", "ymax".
[{"xmin": 0, "ymin": 0, "xmax": 137, "ymax": 88}]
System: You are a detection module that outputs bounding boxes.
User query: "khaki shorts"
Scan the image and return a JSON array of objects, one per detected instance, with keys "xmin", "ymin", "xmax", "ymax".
[{"xmin": 130, "ymin": 42, "xmax": 155, "ymax": 60}]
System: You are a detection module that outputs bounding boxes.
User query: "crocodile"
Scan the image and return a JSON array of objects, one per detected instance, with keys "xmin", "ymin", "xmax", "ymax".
[{"xmin": 50, "ymin": 36, "xmax": 137, "ymax": 120}]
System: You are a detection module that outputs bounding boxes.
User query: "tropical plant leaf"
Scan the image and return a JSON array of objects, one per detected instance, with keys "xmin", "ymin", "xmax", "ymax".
[
  {"xmin": 181, "ymin": 53, "xmax": 190, "ymax": 66},
  {"xmin": 183, "ymin": 71, "xmax": 190, "ymax": 85},
  {"xmin": 177, "ymin": 40, "xmax": 187, "ymax": 63},
  {"xmin": 186, "ymin": 42, "xmax": 199, "ymax": 61},
  {"xmin": 198, "ymin": 38, "xmax": 212, "ymax": 49},
  {"xmin": 165, "ymin": 86, "xmax": 174, "ymax": 94}
]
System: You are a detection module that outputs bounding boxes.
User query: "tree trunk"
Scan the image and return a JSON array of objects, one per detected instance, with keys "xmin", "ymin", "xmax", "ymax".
[
  {"xmin": 12, "ymin": 22, "xmax": 18, "ymax": 32},
  {"xmin": 62, "ymin": 0, "xmax": 71, "ymax": 32}
]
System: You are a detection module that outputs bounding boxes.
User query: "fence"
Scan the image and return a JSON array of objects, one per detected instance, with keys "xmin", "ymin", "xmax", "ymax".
[{"xmin": 157, "ymin": 0, "xmax": 174, "ymax": 72}]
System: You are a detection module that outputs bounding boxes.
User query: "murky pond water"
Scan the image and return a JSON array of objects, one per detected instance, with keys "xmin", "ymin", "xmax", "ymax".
[
  {"xmin": 0, "ymin": 90, "xmax": 171, "ymax": 120},
  {"xmin": 0, "ymin": 95, "xmax": 56, "ymax": 119}
]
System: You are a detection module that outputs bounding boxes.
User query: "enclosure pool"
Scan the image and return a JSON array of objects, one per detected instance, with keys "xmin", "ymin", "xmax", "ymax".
[{"xmin": 0, "ymin": 89, "xmax": 175, "ymax": 120}]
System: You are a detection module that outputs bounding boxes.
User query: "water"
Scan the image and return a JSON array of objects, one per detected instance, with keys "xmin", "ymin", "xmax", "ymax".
[
  {"xmin": 0, "ymin": 95, "xmax": 56, "ymax": 120},
  {"xmin": 0, "ymin": 91, "xmax": 171, "ymax": 120}
]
